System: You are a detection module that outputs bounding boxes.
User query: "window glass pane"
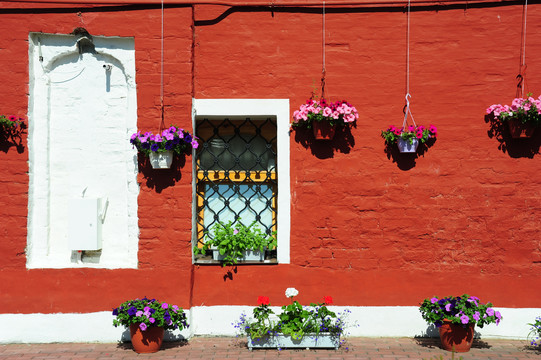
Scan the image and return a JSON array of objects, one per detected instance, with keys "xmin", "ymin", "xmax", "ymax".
[{"xmin": 203, "ymin": 184, "xmax": 274, "ymax": 239}]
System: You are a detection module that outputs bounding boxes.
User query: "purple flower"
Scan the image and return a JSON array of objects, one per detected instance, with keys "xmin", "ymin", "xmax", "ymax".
[
  {"xmin": 473, "ymin": 311, "xmax": 480, "ymax": 321},
  {"xmin": 151, "ymin": 143, "xmax": 159, "ymax": 152},
  {"xmin": 139, "ymin": 323, "xmax": 147, "ymax": 331},
  {"xmin": 112, "ymin": 308, "xmax": 118, "ymax": 316},
  {"xmin": 430, "ymin": 297, "xmax": 438, "ymax": 304},
  {"xmin": 162, "ymin": 303, "xmax": 169, "ymax": 309},
  {"xmin": 128, "ymin": 306, "xmax": 137, "ymax": 316},
  {"xmin": 460, "ymin": 315, "xmax": 470, "ymax": 324},
  {"xmin": 445, "ymin": 303, "xmax": 452, "ymax": 312},
  {"xmin": 487, "ymin": 308, "xmax": 495, "ymax": 317},
  {"xmin": 185, "ymin": 134, "xmax": 192, "ymax": 143}
]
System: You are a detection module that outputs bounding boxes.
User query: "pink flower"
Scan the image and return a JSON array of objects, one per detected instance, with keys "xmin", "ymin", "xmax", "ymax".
[
  {"xmin": 191, "ymin": 140, "xmax": 199, "ymax": 149},
  {"xmin": 473, "ymin": 311, "xmax": 480, "ymax": 321},
  {"xmin": 486, "ymin": 308, "xmax": 495, "ymax": 316},
  {"xmin": 139, "ymin": 323, "xmax": 147, "ymax": 331},
  {"xmin": 416, "ymin": 131, "xmax": 423, "ymax": 139},
  {"xmin": 322, "ymin": 107, "xmax": 332, "ymax": 117},
  {"xmin": 331, "ymin": 111, "xmax": 340, "ymax": 120}
]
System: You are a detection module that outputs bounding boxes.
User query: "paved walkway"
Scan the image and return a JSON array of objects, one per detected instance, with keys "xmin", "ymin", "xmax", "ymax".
[{"xmin": 0, "ymin": 337, "xmax": 539, "ymax": 359}]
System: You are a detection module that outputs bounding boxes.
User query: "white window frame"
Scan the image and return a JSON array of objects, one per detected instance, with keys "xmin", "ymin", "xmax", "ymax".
[{"xmin": 192, "ymin": 99, "xmax": 290, "ymax": 263}]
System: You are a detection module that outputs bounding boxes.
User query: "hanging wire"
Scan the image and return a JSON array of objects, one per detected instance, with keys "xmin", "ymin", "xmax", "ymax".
[
  {"xmin": 402, "ymin": 0, "xmax": 416, "ymax": 129},
  {"xmin": 160, "ymin": 0, "xmax": 165, "ymax": 131},
  {"xmin": 321, "ymin": 0, "xmax": 326, "ymax": 100},
  {"xmin": 516, "ymin": 0, "xmax": 528, "ymax": 97}
]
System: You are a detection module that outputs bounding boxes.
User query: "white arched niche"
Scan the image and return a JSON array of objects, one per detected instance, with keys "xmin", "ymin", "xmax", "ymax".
[{"xmin": 27, "ymin": 32, "xmax": 139, "ymax": 268}]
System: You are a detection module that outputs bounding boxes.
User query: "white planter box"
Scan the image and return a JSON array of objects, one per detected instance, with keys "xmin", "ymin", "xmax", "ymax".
[
  {"xmin": 149, "ymin": 150, "xmax": 173, "ymax": 169},
  {"xmin": 397, "ymin": 137, "xmax": 419, "ymax": 153},
  {"xmin": 212, "ymin": 249, "xmax": 265, "ymax": 262},
  {"xmin": 247, "ymin": 333, "xmax": 340, "ymax": 350}
]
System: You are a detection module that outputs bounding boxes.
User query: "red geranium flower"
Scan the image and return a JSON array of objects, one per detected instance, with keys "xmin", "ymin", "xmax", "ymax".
[
  {"xmin": 323, "ymin": 296, "xmax": 333, "ymax": 305},
  {"xmin": 257, "ymin": 296, "xmax": 270, "ymax": 305}
]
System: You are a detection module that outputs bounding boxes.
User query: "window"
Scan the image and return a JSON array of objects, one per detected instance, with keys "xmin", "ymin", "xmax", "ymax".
[{"xmin": 192, "ymin": 99, "xmax": 290, "ymax": 264}]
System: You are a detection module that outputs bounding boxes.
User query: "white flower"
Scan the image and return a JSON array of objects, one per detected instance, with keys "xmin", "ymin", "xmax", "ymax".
[{"xmin": 285, "ymin": 288, "xmax": 299, "ymax": 298}]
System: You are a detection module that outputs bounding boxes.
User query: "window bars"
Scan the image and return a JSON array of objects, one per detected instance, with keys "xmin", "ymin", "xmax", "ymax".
[{"xmin": 195, "ymin": 117, "xmax": 278, "ymax": 253}]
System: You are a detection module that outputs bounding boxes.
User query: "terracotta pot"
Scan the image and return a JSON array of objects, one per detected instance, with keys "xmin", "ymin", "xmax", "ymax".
[
  {"xmin": 438, "ymin": 320, "xmax": 474, "ymax": 352},
  {"xmin": 313, "ymin": 121, "xmax": 336, "ymax": 140},
  {"xmin": 507, "ymin": 119, "xmax": 535, "ymax": 138},
  {"xmin": 129, "ymin": 323, "xmax": 164, "ymax": 354}
]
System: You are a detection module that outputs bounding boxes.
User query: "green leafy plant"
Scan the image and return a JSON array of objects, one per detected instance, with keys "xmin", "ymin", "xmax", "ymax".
[
  {"xmin": 419, "ymin": 294, "xmax": 502, "ymax": 328},
  {"xmin": 486, "ymin": 93, "xmax": 541, "ymax": 126},
  {"xmin": 194, "ymin": 220, "xmax": 276, "ymax": 266},
  {"xmin": 112, "ymin": 297, "xmax": 189, "ymax": 332},
  {"xmin": 381, "ymin": 124, "xmax": 437, "ymax": 146},
  {"xmin": 528, "ymin": 316, "xmax": 541, "ymax": 347},
  {"xmin": 234, "ymin": 288, "xmax": 350, "ymax": 342}
]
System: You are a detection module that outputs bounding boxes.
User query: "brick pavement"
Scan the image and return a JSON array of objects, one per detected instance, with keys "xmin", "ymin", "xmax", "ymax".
[{"xmin": 0, "ymin": 337, "xmax": 539, "ymax": 360}]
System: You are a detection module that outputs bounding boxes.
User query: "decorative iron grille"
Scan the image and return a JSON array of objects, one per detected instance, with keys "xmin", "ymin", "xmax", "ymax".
[{"xmin": 195, "ymin": 117, "xmax": 277, "ymax": 250}]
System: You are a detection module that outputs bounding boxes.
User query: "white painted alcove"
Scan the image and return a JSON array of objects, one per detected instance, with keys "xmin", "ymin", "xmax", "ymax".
[{"xmin": 27, "ymin": 33, "xmax": 139, "ymax": 268}]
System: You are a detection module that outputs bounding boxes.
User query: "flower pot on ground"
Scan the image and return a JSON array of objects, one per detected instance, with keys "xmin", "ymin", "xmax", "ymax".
[
  {"xmin": 291, "ymin": 98, "xmax": 358, "ymax": 140},
  {"xmin": 194, "ymin": 220, "xmax": 276, "ymax": 266},
  {"xmin": 486, "ymin": 94, "xmax": 541, "ymax": 139},
  {"xmin": 130, "ymin": 125, "xmax": 198, "ymax": 169},
  {"xmin": 419, "ymin": 294, "xmax": 502, "ymax": 352},
  {"xmin": 112, "ymin": 297, "xmax": 189, "ymax": 353},
  {"xmin": 247, "ymin": 333, "xmax": 339, "ymax": 350},
  {"xmin": 234, "ymin": 288, "xmax": 350, "ymax": 350},
  {"xmin": 438, "ymin": 320, "xmax": 474, "ymax": 352},
  {"xmin": 528, "ymin": 316, "xmax": 541, "ymax": 348},
  {"xmin": 382, "ymin": 124, "xmax": 437, "ymax": 153},
  {"xmin": 129, "ymin": 323, "xmax": 164, "ymax": 354}
]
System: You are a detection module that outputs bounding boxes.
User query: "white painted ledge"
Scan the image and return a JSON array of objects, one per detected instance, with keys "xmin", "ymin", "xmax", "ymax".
[{"xmin": 0, "ymin": 306, "xmax": 536, "ymax": 343}]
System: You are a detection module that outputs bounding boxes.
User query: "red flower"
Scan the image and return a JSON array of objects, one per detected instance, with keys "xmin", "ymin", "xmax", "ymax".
[
  {"xmin": 323, "ymin": 296, "xmax": 333, "ymax": 305},
  {"xmin": 257, "ymin": 296, "xmax": 270, "ymax": 305}
]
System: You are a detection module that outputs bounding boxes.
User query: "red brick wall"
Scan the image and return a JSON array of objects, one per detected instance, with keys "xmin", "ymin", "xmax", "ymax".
[{"xmin": 0, "ymin": 2, "xmax": 540, "ymax": 313}]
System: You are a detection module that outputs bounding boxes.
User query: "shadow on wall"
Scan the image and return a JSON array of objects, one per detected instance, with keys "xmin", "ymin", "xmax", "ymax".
[
  {"xmin": 292, "ymin": 125, "xmax": 356, "ymax": 159},
  {"xmin": 383, "ymin": 138, "xmax": 437, "ymax": 171},
  {"xmin": 0, "ymin": 122, "xmax": 27, "ymax": 154},
  {"xmin": 138, "ymin": 154, "xmax": 187, "ymax": 193},
  {"xmin": 485, "ymin": 114, "xmax": 541, "ymax": 158}
]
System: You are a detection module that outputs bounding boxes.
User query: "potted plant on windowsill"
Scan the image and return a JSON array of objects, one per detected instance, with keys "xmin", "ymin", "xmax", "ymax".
[
  {"xmin": 234, "ymin": 288, "xmax": 350, "ymax": 350},
  {"xmin": 194, "ymin": 220, "xmax": 276, "ymax": 266},
  {"xmin": 486, "ymin": 94, "xmax": 541, "ymax": 138},
  {"xmin": 130, "ymin": 126, "xmax": 198, "ymax": 169},
  {"xmin": 291, "ymin": 98, "xmax": 358, "ymax": 140},
  {"xmin": 112, "ymin": 297, "xmax": 189, "ymax": 353},
  {"xmin": 381, "ymin": 124, "xmax": 437, "ymax": 153},
  {"xmin": 419, "ymin": 294, "xmax": 502, "ymax": 352}
]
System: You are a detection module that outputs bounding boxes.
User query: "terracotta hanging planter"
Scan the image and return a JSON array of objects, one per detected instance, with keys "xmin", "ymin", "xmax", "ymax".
[
  {"xmin": 129, "ymin": 323, "xmax": 164, "ymax": 354},
  {"xmin": 313, "ymin": 121, "xmax": 336, "ymax": 140},
  {"xmin": 438, "ymin": 320, "xmax": 475, "ymax": 352},
  {"xmin": 507, "ymin": 119, "xmax": 535, "ymax": 138}
]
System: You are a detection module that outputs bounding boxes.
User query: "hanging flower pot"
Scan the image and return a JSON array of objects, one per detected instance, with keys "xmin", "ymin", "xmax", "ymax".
[
  {"xmin": 486, "ymin": 94, "xmax": 541, "ymax": 139},
  {"xmin": 507, "ymin": 118, "xmax": 535, "ymax": 138},
  {"xmin": 313, "ymin": 121, "xmax": 336, "ymax": 140},
  {"xmin": 149, "ymin": 150, "xmax": 173, "ymax": 169},
  {"xmin": 397, "ymin": 137, "xmax": 419, "ymax": 153},
  {"xmin": 438, "ymin": 320, "xmax": 475, "ymax": 352},
  {"xmin": 130, "ymin": 126, "xmax": 199, "ymax": 170},
  {"xmin": 129, "ymin": 323, "xmax": 164, "ymax": 353},
  {"xmin": 381, "ymin": 125, "xmax": 437, "ymax": 154},
  {"xmin": 291, "ymin": 98, "xmax": 358, "ymax": 141}
]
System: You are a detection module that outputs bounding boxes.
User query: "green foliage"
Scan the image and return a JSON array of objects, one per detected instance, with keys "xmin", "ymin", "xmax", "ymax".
[
  {"xmin": 0, "ymin": 114, "xmax": 25, "ymax": 139},
  {"xmin": 528, "ymin": 316, "xmax": 541, "ymax": 347},
  {"xmin": 234, "ymin": 292, "xmax": 349, "ymax": 342},
  {"xmin": 194, "ymin": 220, "xmax": 277, "ymax": 266},
  {"xmin": 419, "ymin": 294, "xmax": 502, "ymax": 328},
  {"xmin": 112, "ymin": 297, "xmax": 189, "ymax": 332}
]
